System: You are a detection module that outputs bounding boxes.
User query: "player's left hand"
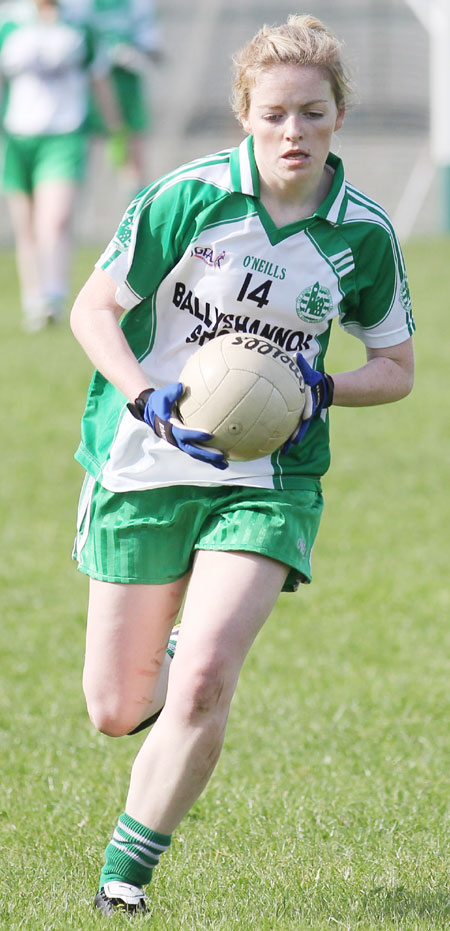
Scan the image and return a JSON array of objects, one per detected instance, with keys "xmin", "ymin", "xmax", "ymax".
[
  {"xmin": 282, "ymin": 353, "xmax": 334, "ymax": 451},
  {"xmin": 128, "ymin": 383, "xmax": 228, "ymax": 470}
]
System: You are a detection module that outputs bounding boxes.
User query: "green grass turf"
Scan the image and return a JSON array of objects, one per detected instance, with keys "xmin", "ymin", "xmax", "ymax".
[{"xmin": 0, "ymin": 239, "xmax": 449, "ymax": 929}]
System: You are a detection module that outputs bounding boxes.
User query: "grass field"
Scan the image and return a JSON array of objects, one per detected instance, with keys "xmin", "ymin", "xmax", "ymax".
[{"xmin": 0, "ymin": 238, "xmax": 449, "ymax": 930}]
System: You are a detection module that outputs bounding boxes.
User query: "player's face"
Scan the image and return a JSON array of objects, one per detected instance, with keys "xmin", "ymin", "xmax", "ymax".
[{"xmin": 241, "ymin": 64, "xmax": 344, "ymax": 197}]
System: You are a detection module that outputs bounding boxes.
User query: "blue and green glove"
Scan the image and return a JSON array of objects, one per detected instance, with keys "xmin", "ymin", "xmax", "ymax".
[
  {"xmin": 283, "ymin": 354, "xmax": 334, "ymax": 451},
  {"xmin": 128, "ymin": 383, "xmax": 228, "ymax": 470}
]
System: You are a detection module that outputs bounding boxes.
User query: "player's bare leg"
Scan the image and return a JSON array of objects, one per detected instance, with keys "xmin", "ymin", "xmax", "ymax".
[
  {"xmin": 124, "ymin": 132, "xmax": 148, "ymax": 194},
  {"xmin": 33, "ymin": 179, "xmax": 78, "ymax": 322},
  {"xmin": 94, "ymin": 550, "xmax": 288, "ymax": 913},
  {"xmin": 83, "ymin": 573, "xmax": 189, "ymax": 738},
  {"xmin": 125, "ymin": 549, "xmax": 289, "ymax": 833},
  {"xmin": 6, "ymin": 190, "xmax": 43, "ymax": 330}
]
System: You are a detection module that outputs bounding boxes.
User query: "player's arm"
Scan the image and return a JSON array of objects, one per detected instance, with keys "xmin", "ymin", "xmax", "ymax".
[
  {"xmin": 86, "ymin": 28, "xmax": 128, "ymax": 159},
  {"xmin": 330, "ymin": 337, "xmax": 415, "ymax": 407},
  {"xmin": 70, "ymin": 267, "xmax": 151, "ymax": 402},
  {"xmin": 70, "ymin": 268, "xmax": 227, "ymax": 469},
  {"xmin": 283, "ymin": 338, "xmax": 414, "ymax": 450}
]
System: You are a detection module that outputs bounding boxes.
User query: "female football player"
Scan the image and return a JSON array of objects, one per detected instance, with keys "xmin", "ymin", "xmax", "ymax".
[
  {"xmin": 70, "ymin": 13, "xmax": 415, "ymax": 916},
  {"xmin": 60, "ymin": 0, "xmax": 164, "ymax": 195},
  {"xmin": 0, "ymin": 0, "xmax": 120, "ymax": 331}
]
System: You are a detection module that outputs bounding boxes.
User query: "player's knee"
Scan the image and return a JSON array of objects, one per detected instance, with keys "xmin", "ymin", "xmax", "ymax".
[
  {"xmin": 171, "ymin": 659, "xmax": 232, "ymax": 724},
  {"xmin": 86, "ymin": 705, "xmax": 128, "ymax": 737},
  {"xmin": 84, "ymin": 691, "xmax": 137, "ymax": 738}
]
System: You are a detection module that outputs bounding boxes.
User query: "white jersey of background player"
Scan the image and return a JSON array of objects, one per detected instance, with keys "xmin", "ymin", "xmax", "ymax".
[
  {"xmin": 0, "ymin": 0, "xmax": 112, "ymax": 330},
  {"xmin": 0, "ymin": 0, "xmax": 106, "ymax": 136}
]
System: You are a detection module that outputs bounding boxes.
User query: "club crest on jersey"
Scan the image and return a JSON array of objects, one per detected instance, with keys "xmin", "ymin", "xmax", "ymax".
[
  {"xmin": 191, "ymin": 246, "xmax": 225, "ymax": 269},
  {"xmin": 296, "ymin": 282, "xmax": 332, "ymax": 323}
]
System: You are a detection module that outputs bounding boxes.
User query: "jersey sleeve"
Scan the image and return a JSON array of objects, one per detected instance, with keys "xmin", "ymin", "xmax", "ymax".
[
  {"xmin": 338, "ymin": 220, "xmax": 415, "ymax": 348},
  {"xmin": 96, "ymin": 178, "xmax": 200, "ymax": 310},
  {"xmin": 0, "ymin": 21, "xmax": 23, "ymax": 74},
  {"xmin": 0, "ymin": 20, "xmax": 16, "ymax": 47}
]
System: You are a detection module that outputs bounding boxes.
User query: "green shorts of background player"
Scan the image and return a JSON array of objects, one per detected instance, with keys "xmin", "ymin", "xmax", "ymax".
[
  {"xmin": 1, "ymin": 131, "xmax": 88, "ymax": 331},
  {"xmin": 2, "ymin": 131, "xmax": 87, "ymax": 193}
]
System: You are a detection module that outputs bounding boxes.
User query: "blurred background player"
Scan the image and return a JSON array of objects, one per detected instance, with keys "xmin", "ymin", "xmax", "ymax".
[
  {"xmin": 0, "ymin": 0, "xmax": 122, "ymax": 331},
  {"xmin": 70, "ymin": 13, "xmax": 414, "ymax": 917},
  {"xmin": 61, "ymin": 0, "xmax": 164, "ymax": 196}
]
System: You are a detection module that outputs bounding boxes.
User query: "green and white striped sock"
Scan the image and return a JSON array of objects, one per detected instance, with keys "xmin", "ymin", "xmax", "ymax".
[
  {"xmin": 99, "ymin": 812, "xmax": 171, "ymax": 890},
  {"xmin": 167, "ymin": 626, "xmax": 179, "ymax": 659}
]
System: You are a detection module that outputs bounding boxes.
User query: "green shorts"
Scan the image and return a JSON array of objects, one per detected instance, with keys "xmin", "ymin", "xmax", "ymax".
[
  {"xmin": 113, "ymin": 68, "xmax": 150, "ymax": 132},
  {"xmin": 73, "ymin": 477, "xmax": 324, "ymax": 593},
  {"xmin": 1, "ymin": 131, "xmax": 88, "ymax": 194},
  {"xmin": 87, "ymin": 69, "xmax": 150, "ymax": 134}
]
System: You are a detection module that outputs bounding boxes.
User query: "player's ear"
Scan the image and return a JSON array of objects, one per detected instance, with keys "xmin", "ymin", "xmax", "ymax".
[
  {"xmin": 334, "ymin": 108, "xmax": 345, "ymax": 132},
  {"xmin": 240, "ymin": 112, "xmax": 251, "ymax": 135}
]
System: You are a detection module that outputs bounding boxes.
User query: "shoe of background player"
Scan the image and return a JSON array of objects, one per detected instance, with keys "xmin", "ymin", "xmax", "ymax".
[
  {"xmin": 45, "ymin": 297, "xmax": 65, "ymax": 325},
  {"xmin": 94, "ymin": 881, "xmax": 147, "ymax": 916},
  {"xmin": 22, "ymin": 298, "xmax": 47, "ymax": 333}
]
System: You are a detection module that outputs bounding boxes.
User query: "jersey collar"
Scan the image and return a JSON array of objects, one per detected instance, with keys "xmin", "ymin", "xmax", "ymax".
[
  {"xmin": 230, "ymin": 136, "xmax": 346, "ymax": 225},
  {"xmin": 230, "ymin": 136, "xmax": 261, "ymax": 197}
]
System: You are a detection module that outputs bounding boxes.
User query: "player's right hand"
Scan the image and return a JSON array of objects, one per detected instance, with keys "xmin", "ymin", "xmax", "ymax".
[
  {"xmin": 282, "ymin": 354, "xmax": 334, "ymax": 452},
  {"xmin": 127, "ymin": 383, "xmax": 228, "ymax": 470}
]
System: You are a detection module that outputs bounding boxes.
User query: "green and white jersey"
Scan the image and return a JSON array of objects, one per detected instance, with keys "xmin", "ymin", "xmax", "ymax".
[
  {"xmin": 60, "ymin": 0, "xmax": 162, "ymax": 55},
  {"xmin": 75, "ymin": 137, "xmax": 415, "ymax": 493},
  {"xmin": 0, "ymin": 6, "xmax": 101, "ymax": 135}
]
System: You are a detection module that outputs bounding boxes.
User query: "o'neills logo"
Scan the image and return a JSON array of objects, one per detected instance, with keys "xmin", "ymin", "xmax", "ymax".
[{"xmin": 191, "ymin": 246, "xmax": 225, "ymax": 268}]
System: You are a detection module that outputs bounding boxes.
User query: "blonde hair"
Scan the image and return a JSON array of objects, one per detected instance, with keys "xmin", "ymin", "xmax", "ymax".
[{"xmin": 231, "ymin": 14, "xmax": 354, "ymax": 121}]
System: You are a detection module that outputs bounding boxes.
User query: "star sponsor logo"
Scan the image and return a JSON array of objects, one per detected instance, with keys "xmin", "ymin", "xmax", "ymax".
[
  {"xmin": 191, "ymin": 246, "xmax": 226, "ymax": 269},
  {"xmin": 296, "ymin": 281, "xmax": 333, "ymax": 323}
]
